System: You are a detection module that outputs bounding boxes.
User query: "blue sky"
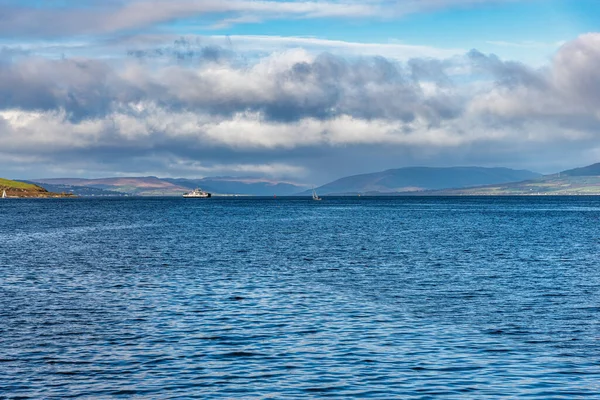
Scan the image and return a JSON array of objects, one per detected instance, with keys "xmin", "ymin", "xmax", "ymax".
[
  {"xmin": 4, "ymin": 0, "xmax": 597, "ymax": 60},
  {"xmin": 195, "ymin": 0, "xmax": 594, "ymax": 49},
  {"xmin": 1, "ymin": 0, "xmax": 600, "ymax": 182}
]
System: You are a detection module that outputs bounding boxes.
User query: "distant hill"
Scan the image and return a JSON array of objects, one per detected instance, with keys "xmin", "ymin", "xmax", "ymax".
[
  {"xmin": 306, "ymin": 167, "xmax": 541, "ymax": 195},
  {"xmin": 561, "ymin": 162, "xmax": 600, "ymax": 177},
  {"xmin": 428, "ymin": 162, "xmax": 600, "ymax": 195},
  {"xmin": 164, "ymin": 177, "xmax": 307, "ymax": 196},
  {"xmin": 32, "ymin": 176, "xmax": 308, "ymax": 196},
  {"xmin": 33, "ymin": 177, "xmax": 193, "ymax": 196},
  {"xmin": 0, "ymin": 178, "xmax": 74, "ymax": 198}
]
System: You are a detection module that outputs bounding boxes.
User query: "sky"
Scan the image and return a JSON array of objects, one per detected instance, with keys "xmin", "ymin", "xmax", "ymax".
[{"xmin": 1, "ymin": 0, "xmax": 600, "ymax": 184}]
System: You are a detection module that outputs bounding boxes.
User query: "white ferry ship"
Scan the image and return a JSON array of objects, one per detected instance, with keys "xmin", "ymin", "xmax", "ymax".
[{"xmin": 183, "ymin": 188, "xmax": 211, "ymax": 198}]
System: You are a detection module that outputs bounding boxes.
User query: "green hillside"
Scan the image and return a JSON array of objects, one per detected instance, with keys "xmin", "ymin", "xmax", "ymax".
[
  {"xmin": 0, "ymin": 178, "xmax": 74, "ymax": 198},
  {"xmin": 0, "ymin": 178, "xmax": 42, "ymax": 191}
]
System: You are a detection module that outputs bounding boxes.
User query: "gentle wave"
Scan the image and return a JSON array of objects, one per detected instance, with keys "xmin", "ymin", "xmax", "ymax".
[{"xmin": 2, "ymin": 196, "xmax": 600, "ymax": 398}]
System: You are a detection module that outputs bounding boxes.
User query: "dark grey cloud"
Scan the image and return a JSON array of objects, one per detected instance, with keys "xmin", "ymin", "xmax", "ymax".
[
  {"xmin": 467, "ymin": 49, "xmax": 548, "ymax": 89},
  {"xmin": 0, "ymin": 46, "xmax": 464, "ymax": 124},
  {"xmin": 0, "ymin": 55, "xmax": 131, "ymax": 120},
  {"xmin": 408, "ymin": 57, "xmax": 453, "ymax": 86},
  {"xmin": 241, "ymin": 53, "xmax": 426, "ymax": 122},
  {"xmin": 1, "ymin": 35, "xmax": 598, "ymax": 131},
  {"xmin": 552, "ymin": 34, "xmax": 600, "ymax": 107},
  {"xmin": 127, "ymin": 37, "xmax": 235, "ymax": 63},
  {"xmin": 469, "ymin": 34, "xmax": 600, "ymax": 127}
]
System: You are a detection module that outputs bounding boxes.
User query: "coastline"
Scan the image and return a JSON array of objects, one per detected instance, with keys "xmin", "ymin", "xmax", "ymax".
[{"xmin": 0, "ymin": 178, "xmax": 77, "ymax": 198}]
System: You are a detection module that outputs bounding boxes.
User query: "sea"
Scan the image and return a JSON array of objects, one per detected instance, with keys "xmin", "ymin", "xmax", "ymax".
[{"xmin": 1, "ymin": 196, "xmax": 600, "ymax": 398}]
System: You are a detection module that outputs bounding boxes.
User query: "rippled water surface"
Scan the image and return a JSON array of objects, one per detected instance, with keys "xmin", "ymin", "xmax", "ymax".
[{"xmin": 2, "ymin": 196, "xmax": 600, "ymax": 398}]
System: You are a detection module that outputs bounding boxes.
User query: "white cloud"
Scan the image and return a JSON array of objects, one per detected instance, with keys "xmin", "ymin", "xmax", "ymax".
[
  {"xmin": 8, "ymin": 34, "xmax": 459, "ymax": 62},
  {"xmin": 0, "ymin": 0, "xmax": 376, "ymax": 37},
  {"xmin": 470, "ymin": 33, "xmax": 600, "ymax": 121},
  {"xmin": 215, "ymin": 35, "xmax": 463, "ymax": 60},
  {"xmin": 2, "ymin": 32, "xmax": 600, "ymax": 180},
  {"xmin": 0, "ymin": 0, "xmax": 538, "ymax": 39}
]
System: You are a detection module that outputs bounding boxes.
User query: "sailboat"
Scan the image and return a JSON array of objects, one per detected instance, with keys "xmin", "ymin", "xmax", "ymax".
[
  {"xmin": 312, "ymin": 188, "xmax": 322, "ymax": 201},
  {"xmin": 2, "ymin": 189, "xmax": 6, "ymax": 198}
]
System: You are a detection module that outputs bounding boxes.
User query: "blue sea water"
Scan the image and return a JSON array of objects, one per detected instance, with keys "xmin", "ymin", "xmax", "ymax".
[{"xmin": 1, "ymin": 196, "xmax": 600, "ymax": 398}]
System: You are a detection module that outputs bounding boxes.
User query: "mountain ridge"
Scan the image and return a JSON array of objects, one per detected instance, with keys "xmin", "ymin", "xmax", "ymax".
[
  {"xmin": 26, "ymin": 163, "xmax": 600, "ymax": 197},
  {"xmin": 305, "ymin": 166, "xmax": 542, "ymax": 195},
  {"xmin": 561, "ymin": 162, "xmax": 600, "ymax": 177},
  {"xmin": 406, "ymin": 163, "xmax": 600, "ymax": 195},
  {"xmin": 32, "ymin": 176, "xmax": 308, "ymax": 196}
]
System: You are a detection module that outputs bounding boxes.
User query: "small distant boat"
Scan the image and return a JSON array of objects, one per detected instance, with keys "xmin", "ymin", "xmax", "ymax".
[
  {"xmin": 1, "ymin": 189, "xmax": 6, "ymax": 199},
  {"xmin": 312, "ymin": 188, "xmax": 322, "ymax": 201},
  {"xmin": 183, "ymin": 188, "xmax": 211, "ymax": 198}
]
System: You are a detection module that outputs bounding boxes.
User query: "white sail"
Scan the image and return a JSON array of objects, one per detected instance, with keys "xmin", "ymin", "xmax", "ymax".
[
  {"xmin": 312, "ymin": 188, "xmax": 321, "ymax": 201},
  {"xmin": 2, "ymin": 190, "xmax": 6, "ymax": 198}
]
